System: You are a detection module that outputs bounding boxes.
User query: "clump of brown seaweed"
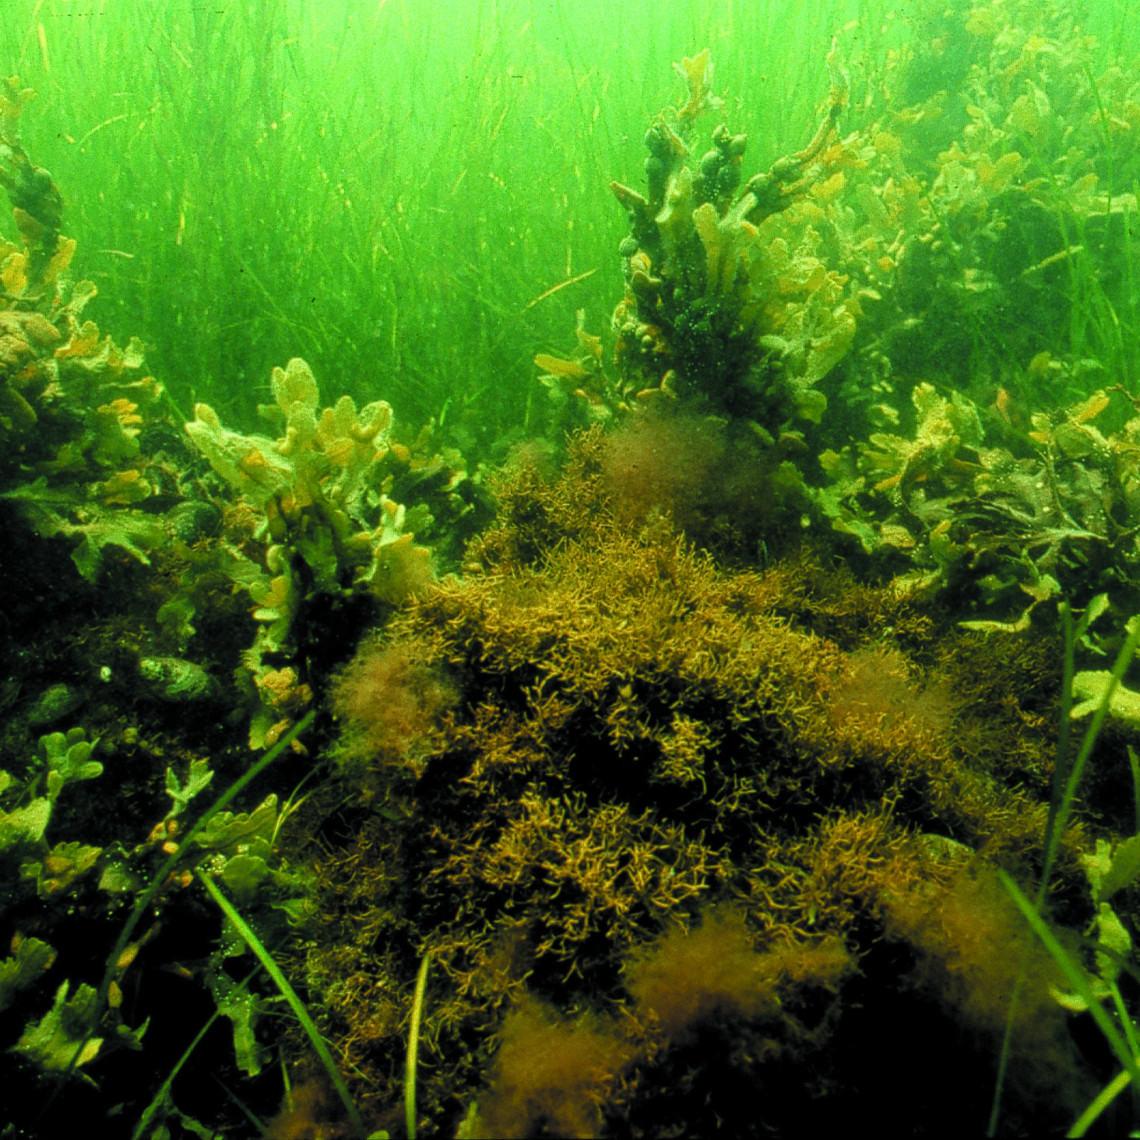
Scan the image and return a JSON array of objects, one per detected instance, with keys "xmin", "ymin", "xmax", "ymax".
[{"xmin": 297, "ymin": 431, "xmax": 1097, "ymax": 1135}]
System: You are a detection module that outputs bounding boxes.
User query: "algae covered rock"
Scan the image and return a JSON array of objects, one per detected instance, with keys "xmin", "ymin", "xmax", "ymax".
[
  {"xmin": 294, "ymin": 432, "xmax": 1087, "ymax": 1136},
  {"xmin": 137, "ymin": 656, "xmax": 219, "ymax": 704}
]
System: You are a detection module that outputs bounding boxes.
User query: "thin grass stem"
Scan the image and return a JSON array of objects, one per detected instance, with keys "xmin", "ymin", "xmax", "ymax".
[
  {"xmin": 405, "ymin": 952, "xmax": 431, "ymax": 1140},
  {"xmin": 197, "ymin": 870, "xmax": 367, "ymax": 1138}
]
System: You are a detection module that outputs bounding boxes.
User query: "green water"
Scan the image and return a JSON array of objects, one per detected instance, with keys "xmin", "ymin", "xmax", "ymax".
[
  {"xmin": 3, "ymin": 0, "xmax": 1135, "ymax": 442},
  {"xmin": 0, "ymin": 0, "xmax": 999, "ymax": 436}
]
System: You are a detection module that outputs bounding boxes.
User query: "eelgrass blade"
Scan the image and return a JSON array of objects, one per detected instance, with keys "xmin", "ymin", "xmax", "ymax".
[
  {"xmin": 405, "ymin": 953, "xmax": 431, "ymax": 1140},
  {"xmin": 1070, "ymin": 1067, "xmax": 1134, "ymax": 1137},
  {"xmin": 997, "ymin": 870, "xmax": 1140, "ymax": 1110},
  {"xmin": 1128, "ymin": 746, "xmax": 1140, "ymax": 837},
  {"xmin": 131, "ymin": 1007, "xmax": 221, "ymax": 1140},
  {"xmin": 197, "ymin": 870, "xmax": 367, "ymax": 1138},
  {"xmin": 992, "ymin": 609, "xmax": 1140, "ymax": 1135},
  {"xmin": 1041, "ymin": 615, "xmax": 1140, "ymax": 894}
]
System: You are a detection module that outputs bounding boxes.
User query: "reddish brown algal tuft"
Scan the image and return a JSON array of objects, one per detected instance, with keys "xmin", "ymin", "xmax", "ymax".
[
  {"xmin": 330, "ymin": 639, "xmax": 456, "ymax": 768},
  {"xmin": 473, "ymin": 997, "xmax": 632, "ymax": 1139}
]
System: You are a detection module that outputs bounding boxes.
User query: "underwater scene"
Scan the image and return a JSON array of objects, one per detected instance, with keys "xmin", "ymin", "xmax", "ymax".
[{"xmin": 10, "ymin": 0, "xmax": 1140, "ymax": 1135}]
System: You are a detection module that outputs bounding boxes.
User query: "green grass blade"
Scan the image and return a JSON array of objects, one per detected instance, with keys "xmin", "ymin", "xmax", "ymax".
[
  {"xmin": 1041, "ymin": 602, "xmax": 1077, "ymax": 899},
  {"xmin": 131, "ymin": 1007, "xmax": 221, "ymax": 1140},
  {"xmin": 1069, "ymin": 1067, "xmax": 1132, "ymax": 1137},
  {"xmin": 1042, "ymin": 617, "xmax": 1140, "ymax": 892},
  {"xmin": 405, "ymin": 953, "xmax": 430, "ymax": 1140},
  {"xmin": 1128, "ymin": 745, "xmax": 1140, "ymax": 837},
  {"xmin": 196, "ymin": 869, "xmax": 366, "ymax": 1138},
  {"xmin": 997, "ymin": 870, "xmax": 1140, "ymax": 1097}
]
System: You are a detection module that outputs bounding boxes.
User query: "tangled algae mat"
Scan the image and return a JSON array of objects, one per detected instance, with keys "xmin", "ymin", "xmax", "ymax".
[{"xmin": 280, "ymin": 429, "xmax": 1107, "ymax": 1139}]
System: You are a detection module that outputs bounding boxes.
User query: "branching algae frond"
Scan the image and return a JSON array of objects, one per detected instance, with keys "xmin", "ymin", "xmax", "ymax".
[
  {"xmin": 186, "ymin": 357, "xmax": 433, "ymax": 746},
  {"xmin": 0, "ymin": 76, "xmax": 70, "ymax": 299},
  {"xmin": 539, "ymin": 44, "xmax": 859, "ymax": 443},
  {"xmin": 0, "ymin": 77, "xmax": 175, "ymax": 581}
]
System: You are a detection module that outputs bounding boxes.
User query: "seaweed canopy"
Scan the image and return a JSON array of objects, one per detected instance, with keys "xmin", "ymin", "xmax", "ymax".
[
  {"xmin": 0, "ymin": 76, "xmax": 73, "ymax": 297},
  {"xmin": 532, "ymin": 46, "xmax": 865, "ymax": 552},
  {"xmin": 0, "ymin": 76, "xmax": 175, "ymax": 586}
]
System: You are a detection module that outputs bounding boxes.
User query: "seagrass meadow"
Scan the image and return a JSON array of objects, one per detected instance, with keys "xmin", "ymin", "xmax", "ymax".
[{"xmin": 9, "ymin": 0, "xmax": 1140, "ymax": 1137}]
